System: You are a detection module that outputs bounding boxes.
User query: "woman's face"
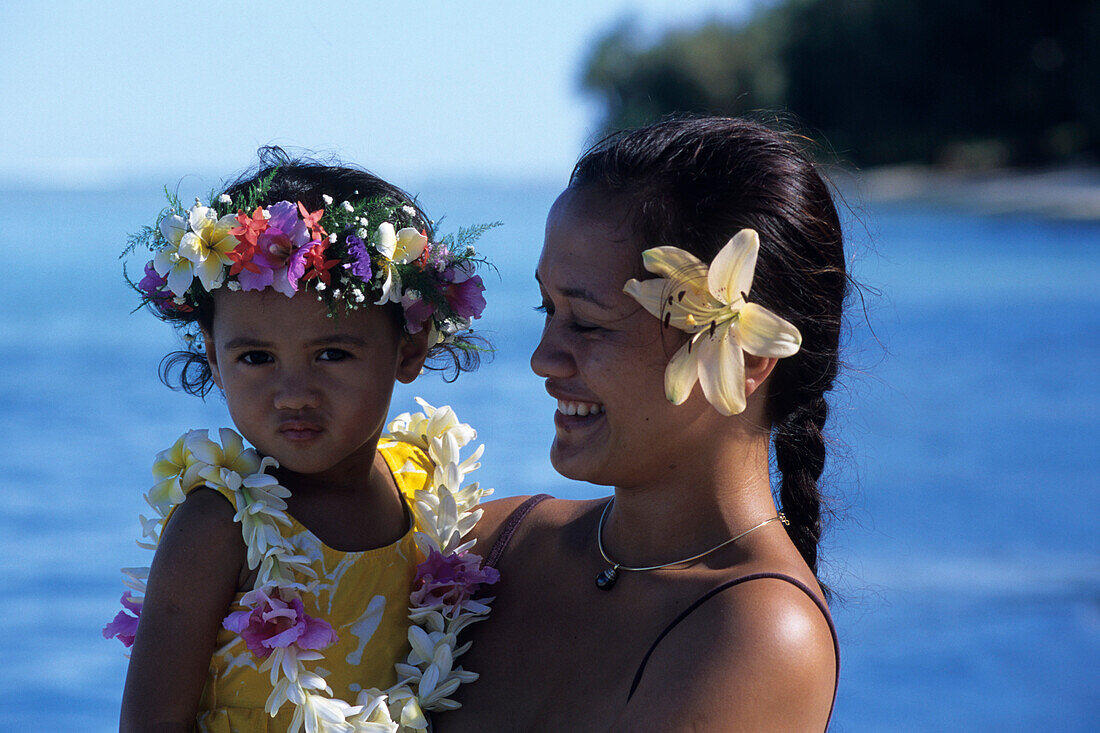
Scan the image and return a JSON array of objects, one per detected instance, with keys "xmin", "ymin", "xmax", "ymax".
[{"xmin": 531, "ymin": 189, "xmax": 724, "ymax": 488}]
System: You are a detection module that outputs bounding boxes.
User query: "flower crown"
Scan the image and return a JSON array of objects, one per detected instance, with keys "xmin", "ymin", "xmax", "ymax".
[
  {"xmin": 623, "ymin": 229, "xmax": 803, "ymax": 416},
  {"xmin": 126, "ymin": 173, "xmax": 496, "ymax": 348}
]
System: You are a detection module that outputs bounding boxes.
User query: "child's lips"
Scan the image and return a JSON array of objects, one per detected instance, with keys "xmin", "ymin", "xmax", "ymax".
[{"xmin": 278, "ymin": 420, "xmax": 323, "ymax": 441}]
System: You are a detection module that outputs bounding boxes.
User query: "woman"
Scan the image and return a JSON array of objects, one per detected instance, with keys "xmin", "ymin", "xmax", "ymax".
[{"xmin": 445, "ymin": 117, "xmax": 847, "ymax": 731}]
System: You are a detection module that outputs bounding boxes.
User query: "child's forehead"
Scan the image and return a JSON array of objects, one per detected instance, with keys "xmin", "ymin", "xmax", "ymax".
[{"xmin": 211, "ymin": 290, "xmax": 387, "ymax": 336}]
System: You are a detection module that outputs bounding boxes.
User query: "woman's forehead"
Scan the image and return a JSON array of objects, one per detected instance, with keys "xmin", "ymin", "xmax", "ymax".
[{"xmin": 539, "ymin": 189, "xmax": 640, "ymax": 291}]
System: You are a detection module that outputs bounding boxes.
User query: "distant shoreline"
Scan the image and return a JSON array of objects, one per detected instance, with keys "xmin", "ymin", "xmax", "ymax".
[{"xmin": 837, "ymin": 165, "xmax": 1100, "ymax": 222}]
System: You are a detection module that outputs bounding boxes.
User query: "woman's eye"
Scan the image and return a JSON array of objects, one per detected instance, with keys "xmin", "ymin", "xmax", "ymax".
[
  {"xmin": 534, "ymin": 303, "xmax": 552, "ymax": 316},
  {"xmin": 318, "ymin": 348, "xmax": 351, "ymax": 362},
  {"xmin": 240, "ymin": 351, "xmax": 273, "ymax": 365},
  {"xmin": 570, "ymin": 321, "xmax": 601, "ymax": 333}
]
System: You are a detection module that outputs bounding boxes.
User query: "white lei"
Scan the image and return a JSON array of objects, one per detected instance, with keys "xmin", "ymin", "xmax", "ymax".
[{"xmin": 115, "ymin": 399, "xmax": 494, "ymax": 732}]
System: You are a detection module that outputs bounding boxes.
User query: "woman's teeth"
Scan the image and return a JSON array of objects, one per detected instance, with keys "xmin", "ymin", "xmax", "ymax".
[{"xmin": 557, "ymin": 400, "xmax": 604, "ymax": 416}]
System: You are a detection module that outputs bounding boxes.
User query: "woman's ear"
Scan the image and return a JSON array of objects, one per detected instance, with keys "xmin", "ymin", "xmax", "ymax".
[
  {"xmin": 203, "ymin": 330, "xmax": 224, "ymax": 389},
  {"xmin": 395, "ymin": 329, "xmax": 431, "ymax": 384},
  {"xmin": 743, "ymin": 354, "xmax": 778, "ymax": 399}
]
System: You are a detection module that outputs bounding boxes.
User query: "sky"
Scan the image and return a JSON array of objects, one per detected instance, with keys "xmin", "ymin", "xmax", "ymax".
[{"xmin": 0, "ymin": 0, "xmax": 763, "ymax": 188}]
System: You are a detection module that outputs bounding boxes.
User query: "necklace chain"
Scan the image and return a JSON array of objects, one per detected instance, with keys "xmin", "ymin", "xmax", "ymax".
[{"xmin": 594, "ymin": 498, "xmax": 787, "ymax": 590}]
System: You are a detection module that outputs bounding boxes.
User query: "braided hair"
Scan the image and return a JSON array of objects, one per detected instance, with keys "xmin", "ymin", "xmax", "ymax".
[{"xmin": 570, "ymin": 117, "xmax": 848, "ymax": 582}]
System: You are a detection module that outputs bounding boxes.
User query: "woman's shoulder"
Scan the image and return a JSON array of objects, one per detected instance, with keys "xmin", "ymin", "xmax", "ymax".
[
  {"xmin": 469, "ymin": 495, "xmax": 605, "ymax": 561},
  {"xmin": 622, "ymin": 565, "xmax": 838, "ymax": 730}
]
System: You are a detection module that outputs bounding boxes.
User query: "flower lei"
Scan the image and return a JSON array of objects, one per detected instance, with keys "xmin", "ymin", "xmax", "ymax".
[
  {"xmin": 622, "ymin": 228, "xmax": 803, "ymax": 416},
  {"xmin": 125, "ymin": 174, "xmax": 497, "ymax": 348},
  {"xmin": 105, "ymin": 399, "xmax": 499, "ymax": 733}
]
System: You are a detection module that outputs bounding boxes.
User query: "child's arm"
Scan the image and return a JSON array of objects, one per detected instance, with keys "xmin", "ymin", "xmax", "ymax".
[{"xmin": 120, "ymin": 488, "xmax": 248, "ymax": 732}]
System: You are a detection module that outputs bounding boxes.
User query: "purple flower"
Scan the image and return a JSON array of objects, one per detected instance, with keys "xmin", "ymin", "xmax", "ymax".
[
  {"xmin": 442, "ymin": 266, "xmax": 486, "ymax": 320},
  {"xmin": 410, "ymin": 550, "xmax": 500, "ymax": 609},
  {"xmin": 239, "ymin": 201, "xmax": 310, "ymax": 295},
  {"xmin": 344, "ymin": 235, "xmax": 372, "ymax": 281},
  {"xmin": 222, "ymin": 586, "xmax": 337, "ymax": 659},
  {"xmin": 137, "ymin": 261, "xmax": 175, "ymax": 312},
  {"xmin": 401, "ymin": 294, "xmax": 436, "ymax": 334},
  {"xmin": 102, "ymin": 593, "xmax": 142, "ymax": 648}
]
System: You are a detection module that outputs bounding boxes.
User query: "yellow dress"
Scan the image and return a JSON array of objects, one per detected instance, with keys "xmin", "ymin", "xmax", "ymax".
[{"xmin": 187, "ymin": 439, "xmax": 431, "ymax": 733}]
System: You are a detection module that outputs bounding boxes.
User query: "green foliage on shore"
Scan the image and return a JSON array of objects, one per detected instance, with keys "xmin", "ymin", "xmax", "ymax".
[{"xmin": 581, "ymin": 1, "xmax": 1099, "ymax": 167}]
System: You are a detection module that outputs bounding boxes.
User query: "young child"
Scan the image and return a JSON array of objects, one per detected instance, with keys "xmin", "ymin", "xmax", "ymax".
[{"xmin": 104, "ymin": 151, "xmax": 500, "ymax": 733}]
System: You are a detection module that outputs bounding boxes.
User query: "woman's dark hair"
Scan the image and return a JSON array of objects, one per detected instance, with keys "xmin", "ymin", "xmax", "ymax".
[
  {"xmin": 157, "ymin": 147, "xmax": 486, "ymax": 396},
  {"xmin": 570, "ymin": 117, "xmax": 849, "ymax": 585}
]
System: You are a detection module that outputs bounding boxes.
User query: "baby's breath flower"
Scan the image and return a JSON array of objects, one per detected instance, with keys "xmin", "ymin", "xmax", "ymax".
[
  {"xmin": 341, "ymin": 201, "xmax": 354, "ymax": 213},
  {"xmin": 322, "ymin": 194, "xmax": 333, "ymax": 205},
  {"xmin": 315, "ymin": 281, "xmax": 327, "ymax": 291},
  {"xmin": 227, "ymin": 281, "xmax": 241, "ymax": 291},
  {"xmin": 218, "ymin": 194, "xmax": 232, "ymax": 204}
]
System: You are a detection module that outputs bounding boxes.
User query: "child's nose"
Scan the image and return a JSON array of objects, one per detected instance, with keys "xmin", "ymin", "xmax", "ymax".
[{"xmin": 272, "ymin": 370, "xmax": 321, "ymax": 411}]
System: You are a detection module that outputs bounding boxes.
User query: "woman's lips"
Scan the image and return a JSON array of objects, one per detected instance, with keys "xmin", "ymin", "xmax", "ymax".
[
  {"xmin": 556, "ymin": 399, "xmax": 604, "ymax": 416},
  {"xmin": 553, "ymin": 399, "xmax": 605, "ymax": 430}
]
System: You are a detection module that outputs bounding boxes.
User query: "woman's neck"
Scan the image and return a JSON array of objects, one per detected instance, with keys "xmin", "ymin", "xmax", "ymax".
[{"xmin": 601, "ymin": 431, "xmax": 778, "ymax": 569}]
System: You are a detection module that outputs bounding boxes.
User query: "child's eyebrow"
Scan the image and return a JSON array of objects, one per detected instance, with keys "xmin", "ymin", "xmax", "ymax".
[
  {"xmin": 534, "ymin": 271, "xmax": 610, "ymax": 309},
  {"xmin": 221, "ymin": 335, "xmax": 371, "ymax": 350},
  {"xmin": 308, "ymin": 334, "xmax": 371, "ymax": 347}
]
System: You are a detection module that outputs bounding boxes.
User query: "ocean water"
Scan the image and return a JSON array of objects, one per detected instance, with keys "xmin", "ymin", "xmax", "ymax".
[{"xmin": 0, "ymin": 180, "xmax": 1096, "ymax": 730}]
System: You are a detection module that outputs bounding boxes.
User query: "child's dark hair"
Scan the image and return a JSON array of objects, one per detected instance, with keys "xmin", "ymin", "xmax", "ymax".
[
  {"xmin": 569, "ymin": 117, "xmax": 849, "ymax": 589},
  {"xmin": 155, "ymin": 147, "xmax": 487, "ymax": 396}
]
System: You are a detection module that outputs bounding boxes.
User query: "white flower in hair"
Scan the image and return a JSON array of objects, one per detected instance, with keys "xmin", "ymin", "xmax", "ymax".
[
  {"xmin": 154, "ymin": 204, "xmax": 239, "ymax": 294},
  {"xmin": 374, "ymin": 222, "xmax": 429, "ymax": 305},
  {"xmin": 623, "ymin": 229, "xmax": 802, "ymax": 416}
]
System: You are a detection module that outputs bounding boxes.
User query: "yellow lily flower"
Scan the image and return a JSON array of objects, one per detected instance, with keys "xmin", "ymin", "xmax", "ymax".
[{"xmin": 623, "ymin": 228, "xmax": 802, "ymax": 416}]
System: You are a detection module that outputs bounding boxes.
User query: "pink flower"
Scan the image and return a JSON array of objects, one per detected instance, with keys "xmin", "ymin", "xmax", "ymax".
[
  {"xmin": 102, "ymin": 593, "xmax": 142, "ymax": 648},
  {"xmin": 442, "ymin": 267, "xmax": 486, "ymax": 320},
  {"xmin": 401, "ymin": 294, "xmax": 436, "ymax": 334},
  {"xmin": 410, "ymin": 550, "xmax": 500, "ymax": 609},
  {"xmin": 222, "ymin": 586, "xmax": 337, "ymax": 658}
]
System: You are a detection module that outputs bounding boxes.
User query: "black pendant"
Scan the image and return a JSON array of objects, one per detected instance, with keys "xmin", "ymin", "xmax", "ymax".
[{"xmin": 596, "ymin": 565, "xmax": 619, "ymax": 590}]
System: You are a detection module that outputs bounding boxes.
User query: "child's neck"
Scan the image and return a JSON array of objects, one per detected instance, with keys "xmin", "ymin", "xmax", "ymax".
[{"xmin": 277, "ymin": 448, "xmax": 409, "ymax": 553}]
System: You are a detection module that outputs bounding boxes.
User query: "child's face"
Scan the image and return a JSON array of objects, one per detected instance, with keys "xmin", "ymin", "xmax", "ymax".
[{"xmin": 204, "ymin": 290, "xmax": 427, "ymax": 478}]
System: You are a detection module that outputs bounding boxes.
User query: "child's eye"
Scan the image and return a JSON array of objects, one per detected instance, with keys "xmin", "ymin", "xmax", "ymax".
[
  {"xmin": 318, "ymin": 348, "xmax": 351, "ymax": 362},
  {"xmin": 239, "ymin": 351, "xmax": 273, "ymax": 365}
]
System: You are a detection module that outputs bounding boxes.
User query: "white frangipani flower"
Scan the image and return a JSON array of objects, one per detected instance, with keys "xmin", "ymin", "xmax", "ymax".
[
  {"xmin": 373, "ymin": 223, "xmax": 429, "ymax": 305},
  {"xmin": 154, "ymin": 204, "xmax": 239, "ymax": 294},
  {"xmin": 623, "ymin": 228, "xmax": 802, "ymax": 416}
]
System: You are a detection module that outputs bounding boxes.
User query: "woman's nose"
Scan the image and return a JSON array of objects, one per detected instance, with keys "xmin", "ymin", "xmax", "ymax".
[{"xmin": 530, "ymin": 323, "xmax": 574, "ymax": 379}]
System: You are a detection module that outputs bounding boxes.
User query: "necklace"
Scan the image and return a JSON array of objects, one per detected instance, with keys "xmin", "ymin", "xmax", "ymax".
[{"xmin": 595, "ymin": 498, "xmax": 788, "ymax": 590}]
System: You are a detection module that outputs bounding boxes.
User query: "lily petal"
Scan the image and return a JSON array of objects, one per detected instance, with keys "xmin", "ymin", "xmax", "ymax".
[
  {"xmin": 664, "ymin": 338, "xmax": 701, "ymax": 405},
  {"xmin": 708, "ymin": 229, "xmax": 758, "ymax": 304},
  {"xmin": 641, "ymin": 246, "xmax": 707, "ymax": 281},
  {"xmin": 622, "ymin": 278, "xmax": 666, "ymax": 318},
  {"xmin": 695, "ymin": 322, "xmax": 747, "ymax": 416},
  {"xmin": 735, "ymin": 302, "xmax": 802, "ymax": 358}
]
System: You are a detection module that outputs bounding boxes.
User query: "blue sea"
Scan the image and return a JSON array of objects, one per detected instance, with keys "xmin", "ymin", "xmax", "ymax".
[{"xmin": 1, "ymin": 179, "xmax": 1096, "ymax": 731}]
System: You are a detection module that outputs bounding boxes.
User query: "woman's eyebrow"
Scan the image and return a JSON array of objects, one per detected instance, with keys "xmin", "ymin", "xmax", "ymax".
[{"xmin": 534, "ymin": 272, "xmax": 610, "ymax": 308}]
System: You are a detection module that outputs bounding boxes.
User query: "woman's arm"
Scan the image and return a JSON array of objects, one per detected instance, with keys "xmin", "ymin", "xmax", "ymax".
[
  {"xmin": 119, "ymin": 488, "xmax": 248, "ymax": 732},
  {"xmin": 614, "ymin": 577, "xmax": 837, "ymax": 732}
]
